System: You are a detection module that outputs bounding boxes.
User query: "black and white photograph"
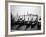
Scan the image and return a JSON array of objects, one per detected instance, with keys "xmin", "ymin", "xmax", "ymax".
[
  {"xmin": 11, "ymin": 5, "xmax": 41, "ymax": 31},
  {"xmin": 8, "ymin": 2, "xmax": 44, "ymax": 35}
]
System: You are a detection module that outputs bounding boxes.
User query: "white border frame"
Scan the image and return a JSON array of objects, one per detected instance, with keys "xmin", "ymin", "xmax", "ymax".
[{"xmin": 8, "ymin": 2, "xmax": 44, "ymax": 35}]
